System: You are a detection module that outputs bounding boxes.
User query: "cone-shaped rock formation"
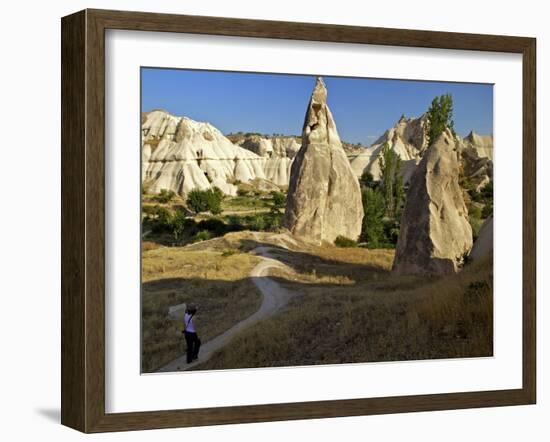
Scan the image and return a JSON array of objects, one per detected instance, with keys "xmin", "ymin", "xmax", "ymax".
[
  {"xmin": 283, "ymin": 77, "xmax": 363, "ymax": 244},
  {"xmin": 393, "ymin": 129, "xmax": 473, "ymax": 274}
]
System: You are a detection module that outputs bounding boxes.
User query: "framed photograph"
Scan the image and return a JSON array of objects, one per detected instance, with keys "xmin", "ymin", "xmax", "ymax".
[{"xmin": 61, "ymin": 9, "xmax": 536, "ymax": 433}]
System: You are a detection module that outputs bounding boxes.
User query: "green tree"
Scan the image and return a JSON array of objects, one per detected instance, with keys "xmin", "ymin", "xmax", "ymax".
[
  {"xmin": 170, "ymin": 210, "xmax": 187, "ymax": 240},
  {"xmin": 360, "ymin": 188, "xmax": 386, "ymax": 247},
  {"xmin": 379, "ymin": 142, "xmax": 404, "ymax": 219},
  {"xmin": 427, "ymin": 93, "xmax": 455, "ymax": 146},
  {"xmin": 360, "ymin": 170, "xmax": 377, "ymax": 189}
]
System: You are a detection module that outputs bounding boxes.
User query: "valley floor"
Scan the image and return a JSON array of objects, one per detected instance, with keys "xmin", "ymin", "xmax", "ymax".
[{"xmin": 142, "ymin": 231, "xmax": 493, "ymax": 373}]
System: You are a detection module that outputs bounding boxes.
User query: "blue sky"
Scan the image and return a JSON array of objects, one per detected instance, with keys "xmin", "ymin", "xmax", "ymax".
[{"xmin": 141, "ymin": 68, "xmax": 493, "ymax": 145}]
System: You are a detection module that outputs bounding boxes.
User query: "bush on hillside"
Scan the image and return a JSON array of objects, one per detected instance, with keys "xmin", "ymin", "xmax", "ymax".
[
  {"xmin": 334, "ymin": 236, "xmax": 357, "ymax": 248},
  {"xmin": 153, "ymin": 188, "xmax": 176, "ymax": 204}
]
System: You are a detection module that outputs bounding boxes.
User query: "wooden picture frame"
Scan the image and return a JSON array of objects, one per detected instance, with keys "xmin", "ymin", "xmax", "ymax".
[{"xmin": 61, "ymin": 8, "xmax": 536, "ymax": 433}]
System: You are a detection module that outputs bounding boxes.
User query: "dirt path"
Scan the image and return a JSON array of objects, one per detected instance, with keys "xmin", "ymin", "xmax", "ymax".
[{"xmin": 156, "ymin": 245, "xmax": 293, "ymax": 372}]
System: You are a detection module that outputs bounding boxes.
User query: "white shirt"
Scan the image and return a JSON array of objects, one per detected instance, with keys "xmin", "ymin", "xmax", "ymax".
[{"xmin": 184, "ymin": 313, "xmax": 196, "ymax": 333}]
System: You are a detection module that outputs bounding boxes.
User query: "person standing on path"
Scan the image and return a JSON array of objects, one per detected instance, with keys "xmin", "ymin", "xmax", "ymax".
[{"xmin": 183, "ymin": 304, "xmax": 201, "ymax": 364}]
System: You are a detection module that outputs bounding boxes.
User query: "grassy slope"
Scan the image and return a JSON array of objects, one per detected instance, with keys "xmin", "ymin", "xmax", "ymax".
[
  {"xmin": 193, "ymin": 243, "xmax": 493, "ymax": 371},
  {"xmin": 141, "ymin": 245, "xmax": 262, "ymax": 372}
]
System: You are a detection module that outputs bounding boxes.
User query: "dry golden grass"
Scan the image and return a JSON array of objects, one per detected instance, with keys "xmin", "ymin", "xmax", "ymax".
[
  {"xmin": 194, "ymin": 248, "xmax": 493, "ymax": 371},
  {"xmin": 141, "ymin": 230, "xmax": 493, "ymax": 373},
  {"xmin": 141, "ymin": 246, "xmax": 262, "ymax": 372}
]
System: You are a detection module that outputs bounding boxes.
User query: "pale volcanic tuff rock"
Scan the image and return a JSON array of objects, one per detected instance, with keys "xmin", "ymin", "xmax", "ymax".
[
  {"xmin": 469, "ymin": 215, "xmax": 493, "ymax": 261},
  {"xmin": 351, "ymin": 114, "xmax": 429, "ymax": 185},
  {"xmin": 238, "ymin": 135, "xmax": 300, "ymax": 186},
  {"xmin": 458, "ymin": 131, "xmax": 494, "ymax": 191},
  {"xmin": 283, "ymin": 78, "xmax": 363, "ymax": 244},
  {"xmin": 462, "ymin": 131, "xmax": 493, "ymax": 160},
  {"xmin": 393, "ymin": 129, "xmax": 473, "ymax": 275},
  {"xmin": 142, "ymin": 110, "xmax": 268, "ymax": 197},
  {"xmin": 350, "ymin": 116, "xmax": 494, "ymax": 191}
]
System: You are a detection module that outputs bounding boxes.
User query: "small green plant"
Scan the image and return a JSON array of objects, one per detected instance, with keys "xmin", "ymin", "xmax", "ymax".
[
  {"xmin": 334, "ymin": 236, "xmax": 357, "ymax": 248},
  {"xmin": 270, "ymin": 191, "xmax": 286, "ymax": 214},
  {"xmin": 252, "ymin": 214, "xmax": 266, "ymax": 231},
  {"xmin": 236, "ymin": 187, "xmax": 250, "ymax": 197},
  {"xmin": 153, "ymin": 188, "xmax": 176, "ymax": 204},
  {"xmin": 221, "ymin": 249, "xmax": 237, "ymax": 257},
  {"xmin": 194, "ymin": 230, "xmax": 211, "ymax": 242},
  {"xmin": 468, "ymin": 204, "xmax": 482, "ymax": 220},
  {"xmin": 482, "ymin": 202, "xmax": 493, "ymax": 219}
]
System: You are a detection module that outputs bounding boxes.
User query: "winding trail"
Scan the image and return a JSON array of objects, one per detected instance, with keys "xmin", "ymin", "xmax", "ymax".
[{"xmin": 157, "ymin": 245, "xmax": 294, "ymax": 372}]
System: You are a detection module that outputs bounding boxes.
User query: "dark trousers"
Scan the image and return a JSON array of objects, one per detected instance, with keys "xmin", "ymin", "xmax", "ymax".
[{"xmin": 184, "ymin": 331, "xmax": 201, "ymax": 363}]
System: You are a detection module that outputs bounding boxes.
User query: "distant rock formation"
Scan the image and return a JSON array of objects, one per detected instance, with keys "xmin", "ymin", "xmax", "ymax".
[
  {"xmin": 237, "ymin": 135, "xmax": 300, "ymax": 186},
  {"xmin": 459, "ymin": 131, "xmax": 494, "ymax": 191},
  {"xmin": 469, "ymin": 215, "xmax": 493, "ymax": 260},
  {"xmin": 283, "ymin": 77, "xmax": 363, "ymax": 244},
  {"xmin": 141, "ymin": 109, "xmax": 493, "ymax": 200},
  {"xmin": 142, "ymin": 110, "xmax": 269, "ymax": 197},
  {"xmin": 393, "ymin": 129, "xmax": 473, "ymax": 274},
  {"xmin": 350, "ymin": 117, "xmax": 494, "ymax": 192},
  {"xmin": 462, "ymin": 131, "xmax": 493, "ymax": 160},
  {"xmin": 351, "ymin": 114, "xmax": 429, "ymax": 185}
]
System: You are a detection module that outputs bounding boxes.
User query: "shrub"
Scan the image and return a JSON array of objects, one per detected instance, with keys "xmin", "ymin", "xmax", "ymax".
[
  {"xmin": 268, "ymin": 213, "xmax": 282, "ymax": 231},
  {"xmin": 145, "ymin": 206, "xmax": 173, "ymax": 234},
  {"xmin": 197, "ymin": 218, "xmax": 227, "ymax": 236},
  {"xmin": 207, "ymin": 187, "xmax": 224, "ymax": 215},
  {"xmin": 187, "ymin": 189, "xmax": 210, "ymax": 214},
  {"xmin": 186, "ymin": 188, "xmax": 224, "ymax": 214},
  {"xmin": 221, "ymin": 249, "xmax": 237, "ymax": 257},
  {"xmin": 469, "ymin": 216, "xmax": 484, "ymax": 241},
  {"xmin": 153, "ymin": 188, "xmax": 176, "ymax": 204},
  {"xmin": 383, "ymin": 219, "xmax": 401, "ymax": 245},
  {"xmin": 334, "ymin": 236, "xmax": 357, "ymax": 248},
  {"xmin": 271, "ymin": 191, "xmax": 286, "ymax": 213},
  {"xmin": 227, "ymin": 215, "xmax": 244, "ymax": 231},
  {"xmin": 481, "ymin": 202, "xmax": 493, "ymax": 219},
  {"xmin": 468, "ymin": 204, "xmax": 482, "ymax": 220},
  {"xmin": 252, "ymin": 215, "xmax": 266, "ymax": 231},
  {"xmin": 194, "ymin": 230, "xmax": 211, "ymax": 242}
]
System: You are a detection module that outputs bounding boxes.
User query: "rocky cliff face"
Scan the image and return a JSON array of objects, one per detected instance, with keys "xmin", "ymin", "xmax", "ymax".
[
  {"xmin": 236, "ymin": 135, "xmax": 300, "ymax": 187},
  {"xmin": 142, "ymin": 108, "xmax": 493, "ymax": 200},
  {"xmin": 350, "ymin": 114, "xmax": 429, "ymax": 185},
  {"xmin": 462, "ymin": 131, "xmax": 493, "ymax": 160},
  {"xmin": 458, "ymin": 131, "xmax": 494, "ymax": 191},
  {"xmin": 283, "ymin": 78, "xmax": 363, "ymax": 244},
  {"xmin": 350, "ymin": 117, "xmax": 493, "ymax": 191},
  {"xmin": 142, "ymin": 110, "xmax": 273, "ymax": 196},
  {"xmin": 392, "ymin": 129, "xmax": 473, "ymax": 275}
]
